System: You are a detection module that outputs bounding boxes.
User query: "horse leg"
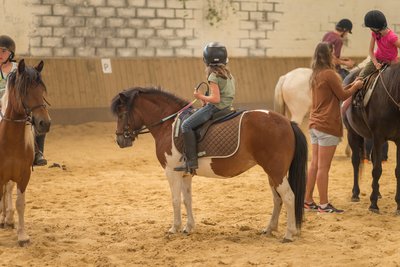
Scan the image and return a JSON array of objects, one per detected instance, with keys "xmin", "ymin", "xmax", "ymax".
[
  {"xmin": 0, "ymin": 181, "xmax": 15, "ymax": 228},
  {"xmin": 348, "ymin": 131, "xmax": 363, "ymax": 202},
  {"xmin": 16, "ymin": 187, "xmax": 30, "ymax": 246},
  {"xmin": 4, "ymin": 181, "xmax": 15, "ymax": 228},
  {"xmin": 395, "ymin": 142, "xmax": 400, "ymax": 215},
  {"xmin": 181, "ymin": 175, "xmax": 195, "ymax": 234},
  {"xmin": 275, "ymin": 178, "xmax": 297, "ymax": 242},
  {"xmin": 166, "ymin": 169, "xmax": 183, "ymax": 234},
  {"xmin": 262, "ymin": 183, "xmax": 282, "ymax": 236},
  {"xmin": 369, "ymin": 140, "xmax": 383, "ymax": 213}
]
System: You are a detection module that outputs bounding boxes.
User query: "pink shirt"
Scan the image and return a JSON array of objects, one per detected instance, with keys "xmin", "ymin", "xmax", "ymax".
[{"xmin": 373, "ymin": 29, "xmax": 398, "ymax": 63}]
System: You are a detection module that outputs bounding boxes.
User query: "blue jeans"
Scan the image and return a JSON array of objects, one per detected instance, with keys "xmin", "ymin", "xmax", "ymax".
[{"xmin": 181, "ymin": 104, "xmax": 219, "ymax": 133}]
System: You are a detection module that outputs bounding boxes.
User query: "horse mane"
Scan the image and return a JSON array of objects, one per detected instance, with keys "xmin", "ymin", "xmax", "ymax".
[
  {"xmin": 111, "ymin": 87, "xmax": 189, "ymax": 116},
  {"xmin": 7, "ymin": 66, "xmax": 46, "ymax": 112},
  {"xmin": 386, "ymin": 63, "xmax": 400, "ymax": 101}
]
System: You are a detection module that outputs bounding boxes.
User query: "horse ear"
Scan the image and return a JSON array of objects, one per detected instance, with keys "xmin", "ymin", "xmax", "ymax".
[
  {"xmin": 35, "ymin": 60, "xmax": 44, "ymax": 73},
  {"xmin": 119, "ymin": 92, "xmax": 129, "ymax": 104},
  {"xmin": 18, "ymin": 59, "xmax": 25, "ymax": 74}
]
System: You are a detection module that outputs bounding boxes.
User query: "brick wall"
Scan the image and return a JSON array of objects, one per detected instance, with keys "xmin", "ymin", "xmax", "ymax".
[
  {"xmin": 3, "ymin": 1, "xmax": 400, "ymax": 58},
  {"xmin": 28, "ymin": 0, "xmax": 285, "ymax": 57}
]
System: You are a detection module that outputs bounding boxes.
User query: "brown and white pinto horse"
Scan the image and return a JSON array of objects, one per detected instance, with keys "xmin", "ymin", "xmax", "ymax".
[
  {"xmin": 111, "ymin": 87, "xmax": 307, "ymax": 242},
  {"xmin": 0, "ymin": 59, "xmax": 51, "ymax": 246}
]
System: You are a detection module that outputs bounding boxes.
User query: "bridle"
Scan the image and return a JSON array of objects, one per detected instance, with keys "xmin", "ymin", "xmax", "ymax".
[{"xmin": 0, "ymin": 97, "xmax": 50, "ymax": 124}]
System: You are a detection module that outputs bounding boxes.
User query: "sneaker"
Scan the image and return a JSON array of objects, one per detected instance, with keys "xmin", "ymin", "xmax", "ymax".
[
  {"xmin": 318, "ymin": 203, "xmax": 344, "ymax": 214},
  {"xmin": 304, "ymin": 201, "xmax": 318, "ymax": 211}
]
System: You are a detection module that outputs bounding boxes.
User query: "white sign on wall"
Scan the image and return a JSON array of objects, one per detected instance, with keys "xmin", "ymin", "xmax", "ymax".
[{"xmin": 101, "ymin": 58, "xmax": 112, "ymax": 74}]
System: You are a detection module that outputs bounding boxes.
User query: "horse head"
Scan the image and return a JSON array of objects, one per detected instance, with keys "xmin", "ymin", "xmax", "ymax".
[
  {"xmin": 7, "ymin": 59, "xmax": 51, "ymax": 134},
  {"xmin": 111, "ymin": 89, "xmax": 143, "ymax": 148}
]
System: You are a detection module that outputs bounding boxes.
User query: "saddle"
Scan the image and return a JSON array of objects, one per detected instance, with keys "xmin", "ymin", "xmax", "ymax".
[
  {"xmin": 353, "ymin": 65, "xmax": 388, "ymax": 108},
  {"xmin": 173, "ymin": 108, "xmax": 245, "ymax": 158}
]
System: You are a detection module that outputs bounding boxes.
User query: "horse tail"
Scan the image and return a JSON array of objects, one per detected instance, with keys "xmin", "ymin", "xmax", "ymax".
[
  {"xmin": 288, "ymin": 121, "xmax": 307, "ymax": 229},
  {"xmin": 274, "ymin": 75, "xmax": 286, "ymax": 115}
]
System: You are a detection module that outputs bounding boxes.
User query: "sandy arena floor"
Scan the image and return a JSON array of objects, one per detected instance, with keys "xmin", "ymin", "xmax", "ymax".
[{"xmin": 1, "ymin": 121, "xmax": 399, "ymax": 266}]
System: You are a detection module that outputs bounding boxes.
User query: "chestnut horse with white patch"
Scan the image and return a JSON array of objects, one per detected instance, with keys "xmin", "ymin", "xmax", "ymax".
[
  {"xmin": 111, "ymin": 87, "xmax": 307, "ymax": 242},
  {"xmin": 0, "ymin": 59, "xmax": 51, "ymax": 246}
]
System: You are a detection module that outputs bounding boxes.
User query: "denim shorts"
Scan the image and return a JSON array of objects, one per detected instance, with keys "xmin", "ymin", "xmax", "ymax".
[{"xmin": 309, "ymin": 128, "xmax": 341, "ymax": 146}]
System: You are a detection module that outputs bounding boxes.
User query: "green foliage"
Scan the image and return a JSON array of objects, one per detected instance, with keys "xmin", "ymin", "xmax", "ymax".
[
  {"xmin": 206, "ymin": 0, "xmax": 236, "ymax": 26},
  {"xmin": 180, "ymin": 0, "xmax": 236, "ymax": 27}
]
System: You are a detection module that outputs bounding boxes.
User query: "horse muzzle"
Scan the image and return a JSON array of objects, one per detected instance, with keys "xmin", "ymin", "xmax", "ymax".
[
  {"xmin": 33, "ymin": 117, "xmax": 51, "ymax": 135},
  {"xmin": 116, "ymin": 134, "xmax": 133, "ymax": 148}
]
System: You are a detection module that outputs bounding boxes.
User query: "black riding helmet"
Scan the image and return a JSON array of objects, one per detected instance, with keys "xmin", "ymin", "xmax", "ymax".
[
  {"xmin": 364, "ymin": 10, "xmax": 387, "ymax": 30},
  {"xmin": 336, "ymin": 19, "xmax": 353, "ymax": 34},
  {"xmin": 203, "ymin": 42, "xmax": 228, "ymax": 66},
  {"xmin": 0, "ymin": 35, "xmax": 16, "ymax": 62}
]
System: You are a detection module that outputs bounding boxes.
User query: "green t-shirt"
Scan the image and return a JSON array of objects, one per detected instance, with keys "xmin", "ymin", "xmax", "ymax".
[{"xmin": 207, "ymin": 72, "xmax": 235, "ymax": 110}]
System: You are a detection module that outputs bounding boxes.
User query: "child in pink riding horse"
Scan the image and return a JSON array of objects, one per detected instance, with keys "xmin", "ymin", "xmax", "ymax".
[{"xmin": 359, "ymin": 10, "xmax": 400, "ymax": 78}]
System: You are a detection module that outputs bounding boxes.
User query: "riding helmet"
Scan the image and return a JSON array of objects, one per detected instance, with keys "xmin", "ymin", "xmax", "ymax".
[
  {"xmin": 336, "ymin": 19, "xmax": 353, "ymax": 33},
  {"xmin": 203, "ymin": 42, "xmax": 228, "ymax": 66},
  {"xmin": 0, "ymin": 35, "xmax": 16, "ymax": 60},
  {"xmin": 364, "ymin": 10, "xmax": 387, "ymax": 30}
]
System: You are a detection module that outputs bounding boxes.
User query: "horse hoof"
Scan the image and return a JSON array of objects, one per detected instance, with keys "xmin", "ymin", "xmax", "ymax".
[
  {"xmin": 351, "ymin": 196, "xmax": 360, "ymax": 202},
  {"xmin": 18, "ymin": 239, "xmax": 30, "ymax": 247},
  {"xmin": 261, "ymin": 228, "xmax": 274, "ymax": 237},
  {"xmin": 282, "ymin": 238, "xmax": 293, "ymax": 243},
  {"xmin": 182, "ymin": 230, "xmax": 190, "ymax": 236},
  {"xmin": 369, "ymin": 208, "xmax": 379, "ymax": 214}
]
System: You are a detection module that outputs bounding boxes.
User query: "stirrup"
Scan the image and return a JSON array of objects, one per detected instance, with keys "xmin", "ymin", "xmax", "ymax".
[
  {"xmin": 174, "ymin": 163, "xmax": 197, "ymax": 174},
  {"xmin": 174, "ymin": 164, "xmax": 188, "ymax": 172}
]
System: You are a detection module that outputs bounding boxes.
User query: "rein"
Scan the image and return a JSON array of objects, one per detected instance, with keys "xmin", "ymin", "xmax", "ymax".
[
  {"xmin": 379, "ymin": 70, "xmax": 400, "ymax": 110},
  {"xmin": 116, "ymin": 82, "xmax": 210, "ymax": 140},
  {"xmin": 116, "ymin": 99, "xmax": 197, "ymax": 139}
]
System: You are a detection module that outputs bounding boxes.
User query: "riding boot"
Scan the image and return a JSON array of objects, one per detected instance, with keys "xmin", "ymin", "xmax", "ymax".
[
  {"xmin": 34, "ymin": 134, "xmax": 47, "ymax": 166},
  {"xmin": 174, "ymin": 131, "xmax": 198, "ymax": 173}
]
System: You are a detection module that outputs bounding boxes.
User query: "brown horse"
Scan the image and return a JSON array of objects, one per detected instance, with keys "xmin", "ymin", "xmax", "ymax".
[
  {"xmin": 111, "ymin": 87, "xmax": 307, "ymax": 242},
  {"xmin": 0, "ymin": 59, "xmax": 51, "ymax": 246},
  {"xmin": 343, "ymin": 64, "xmax": 400, "ymax": 213}
]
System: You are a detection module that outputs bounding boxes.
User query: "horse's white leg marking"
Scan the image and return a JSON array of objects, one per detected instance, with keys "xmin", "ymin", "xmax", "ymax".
[
  {"xmin": 181, "ymin": 175, "xmax": 195, "ymax": 233},
  {"xmin": 275, "ymin": 178, "xmax": 297, "ymax": 241},
  {"xmin": 16, "ymin": 188, "xmax": 30, "ymax": 246},
  {"xmin": 262, "ymin": 184, "xmax": 282, "ymax": 236},
  {"xmin": 5, "ymin": 181, "xmax": 15, "ymax": 227},
  {"xmin": 165, "ymin": 168, "xmax": 183, "ymax": 234}
]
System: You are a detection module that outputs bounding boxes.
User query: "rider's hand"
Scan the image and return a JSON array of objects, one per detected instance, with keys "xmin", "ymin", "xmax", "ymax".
[
  {"xmin": 353, "ymin": 80, "xmax": 364, "ymax": 90},
  {"xmin": 345, "ymin": 59, "xmax": 355, "ymax": 68},
  {"xmin": 193, "ymin": 90, "xmax": 202, "ymax": 100},
  {"xmin": 374, "ymin": 61, "xmax": 382, "ymax": 70}
]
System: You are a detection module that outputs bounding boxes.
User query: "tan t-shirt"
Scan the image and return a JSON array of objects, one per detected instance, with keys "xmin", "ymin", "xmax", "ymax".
[{"xmin": 309, "ymin": 69, "xmax": 353, "ymax": 137}]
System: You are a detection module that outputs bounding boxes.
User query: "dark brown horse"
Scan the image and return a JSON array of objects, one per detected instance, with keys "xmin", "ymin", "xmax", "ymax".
[
  {"xmin": 343, "ymin": 64, "xmax": 400, "ymax": 214},
  {"xmin": 0, "ymin": 59, "xmax": 51, "ymax": 246},
  {"xmin": 111, "ymin": 87, "xmax": 307, "ymax": 242}
]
